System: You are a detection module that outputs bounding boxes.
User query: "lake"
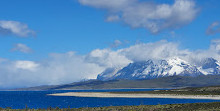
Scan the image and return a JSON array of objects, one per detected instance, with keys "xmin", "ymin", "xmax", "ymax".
[{"xmin": 0, "ymin": 89, "xmax": 220, "ymax": 109}]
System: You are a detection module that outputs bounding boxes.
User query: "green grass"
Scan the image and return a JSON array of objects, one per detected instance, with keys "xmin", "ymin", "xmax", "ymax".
[
  {"xmin": 2, "ymin": 102, "xmax": 220, "ymax": 111},
  {"xmin": 110, "ymin": 90, "xmax": 220, "ymax": 95},
  {"xmin": 109, "ymin": 85, "xmax": 220, "ymax": 95}
]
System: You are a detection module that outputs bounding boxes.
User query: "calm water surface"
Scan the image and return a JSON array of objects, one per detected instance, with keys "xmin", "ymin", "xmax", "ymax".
[{"xmin": 0, "ymin": 89, "xmax": 220, "ymax": 109}]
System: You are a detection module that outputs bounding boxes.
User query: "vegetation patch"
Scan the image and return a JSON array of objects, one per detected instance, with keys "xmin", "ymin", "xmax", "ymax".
[
  {"xmin": 109, "ymin": 85, "xmax": 220, "ymax": 95},
  {"xmin": 2, "ymin": 102, "xmax": 220, "ymax": 111}
]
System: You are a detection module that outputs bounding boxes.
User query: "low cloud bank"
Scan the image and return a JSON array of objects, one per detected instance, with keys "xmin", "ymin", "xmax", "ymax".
[{"xmin": 1, "ymin": 40, "xmax": 220, "ymax": 88}]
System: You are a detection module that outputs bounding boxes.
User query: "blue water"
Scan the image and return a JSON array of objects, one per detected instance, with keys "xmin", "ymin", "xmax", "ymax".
[{"xmin": 0, "ymin": 89, "xmax": 220, "ymax": 109}]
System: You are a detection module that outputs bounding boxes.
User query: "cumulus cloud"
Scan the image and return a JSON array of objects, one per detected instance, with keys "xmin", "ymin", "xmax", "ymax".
[
  {"xmin": 11, "ymin": 43, "xmax": 32, "ymax": 53},
  {"xmin": 2, "ymin": 39, "xmax": 220, "ymax": 88},
  {"xmin": 206, "ymin": 22, "xmax": 220, "ymax": 35},
  {"xmin": 85, "ymin": 49, "xmax": 132, "ymax": 68},
  {"xmin": 14, "ymin": 61, "xmax": 39, "ymax": 71},
  {"xmin": 0, "ymin": 20, "xmax": 35, "ymax": 37},
  {"xmin": 119, "ymin": 40, "xmax": 190, "ymax": 61},
  {"xmin": 0, "ymin": 52, "xmax": 104, "ymax": 88},
  {"xmin": 78, "ymin": 0, "xmax": 199, "ymax": 33},
  {"xmin": 176, "ymin": 39, "xmax": 220, "ymax": 65},
  {"xmin": 79, "ymin": 0, "xmax": 134, "ymax": 10}
]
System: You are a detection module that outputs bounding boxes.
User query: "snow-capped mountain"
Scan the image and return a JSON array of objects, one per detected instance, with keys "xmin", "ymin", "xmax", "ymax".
[
  {"xmin": 198, "ymin": 58, "xmax": 220, "ymax": 75},
  {"xmin": 97, "ymin": 57, "xmax": 220, "ymax": 81}
]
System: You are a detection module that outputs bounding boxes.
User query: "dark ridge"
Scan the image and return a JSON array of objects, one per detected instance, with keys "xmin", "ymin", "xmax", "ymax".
[{"xmin": 14, "ymin": 75, "xmax": 220, "ymax": 91}]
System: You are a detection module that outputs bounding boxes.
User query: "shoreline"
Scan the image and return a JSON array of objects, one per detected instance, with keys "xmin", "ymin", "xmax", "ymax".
[
  {"xmin": 48, "ymin": 92, "xmax": 220, "ymax": 100},
  {"xmin": 56, "ymin": 88, "xmax": 175, "ymax": 91},
  {"xmin": 1, "ymin": 88, "xmax": 176, "ymax": 91}
]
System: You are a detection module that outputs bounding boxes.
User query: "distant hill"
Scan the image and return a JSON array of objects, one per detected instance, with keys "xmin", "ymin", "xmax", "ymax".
[{"xmin": 14, "ymin": 75, "xmax": 220, "ymax": 91}]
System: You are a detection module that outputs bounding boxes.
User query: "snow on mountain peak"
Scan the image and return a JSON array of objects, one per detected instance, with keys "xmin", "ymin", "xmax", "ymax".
[
  {"xmin": 97, "ymin": 57, "xmax": 220, "ymax": 81},
  {"xmin": 167, "ymin": 57, "xmax": 189, "ymax": 66},
  {"xmin": 197, "ymin": 58, "xmax": 220, "ymax": 75},
  {"xmin": 167, "ymin": 57, "xmax": 189, "ymax": 75}
]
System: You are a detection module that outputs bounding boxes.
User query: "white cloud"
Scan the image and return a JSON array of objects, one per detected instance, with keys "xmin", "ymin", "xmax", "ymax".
[
  {"xmin": 177, "ymin": 39, "xmax": 220, "ymax": 65},
  {"xmin": 206, "ymin": 22, "xmax": 220, "ymax": 35},
  {"xmin": 0, "ymin": 20, "xmax": 35, "ymax": 37},
  {"xmin": 14, "ymin": 61, "xmax": 39, "ymax": 71},
  {"xmin": 2, "ymin": 39, "xmax": 220, "ymax": 88},
  {"xmin": 11, "ymin": 43, "xmax": 32, "ymax": 53},
  {"xmin": 79, "ymin": 0, "xmax": 135, "ymax": 10},
  {"xmin": 85, "ymin": 49, "xmax": 132, "ymax": 68},
  {"xmin": 78, "ymin": 0, "xmax": 199, "ymax": 33},
  {"xmin": 210, "ymin": 39, "xmax": 220, "ymax": 52},
  {"xmin": 119, "ymin": 40, "xmax": 190, "ymax": 61},
  {"xmin": 0, "ymin": 52, "xmax": 105, "ymax": 88}
]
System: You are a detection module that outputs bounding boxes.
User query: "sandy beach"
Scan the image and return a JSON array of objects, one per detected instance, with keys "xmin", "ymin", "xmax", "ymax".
[{"xmin": 48, "ymin": 92, "xmax": 220, "ymax": 100}]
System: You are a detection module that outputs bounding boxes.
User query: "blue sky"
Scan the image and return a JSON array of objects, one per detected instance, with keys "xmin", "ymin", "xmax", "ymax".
[
  {"xmin": 0, "ymin": 0, "xmax": 219, "ymax": 61},
  {"xmin": 1, "ymin": 0, "xmax": 220, "ymax": 88}
]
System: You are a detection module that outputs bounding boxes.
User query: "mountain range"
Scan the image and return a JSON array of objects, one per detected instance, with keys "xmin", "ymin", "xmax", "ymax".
[
  {"xmin": 12, "ymin": 57, "xmax": 220, "ymax": 91},
  {"xmin": 97, "ymin": 57, "xmax": 220, "ymax": 81}
]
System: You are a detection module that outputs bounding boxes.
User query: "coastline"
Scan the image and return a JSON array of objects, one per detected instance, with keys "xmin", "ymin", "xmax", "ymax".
[
  {"xmin": 48, "ymin": 92, "xmax": 220, "ymax": 100},
  {"xmin": 57, "ymin": 88, "xmax": 175, "ymax": 91}
]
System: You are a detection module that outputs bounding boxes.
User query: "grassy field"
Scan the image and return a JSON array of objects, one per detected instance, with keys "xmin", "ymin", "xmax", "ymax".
[
  {"xmin": 1, "ymin": 102, "xmax": 220, "ymax": 111},
  {"xmin": 109, "ymin": 85, "xmax": 220, "ymax": 95}
]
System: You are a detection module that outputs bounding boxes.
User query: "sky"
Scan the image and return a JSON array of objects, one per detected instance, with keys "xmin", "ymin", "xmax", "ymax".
[{"xmin": 0, "ymin": 0, "xmax": 220, "ymax": 88}]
